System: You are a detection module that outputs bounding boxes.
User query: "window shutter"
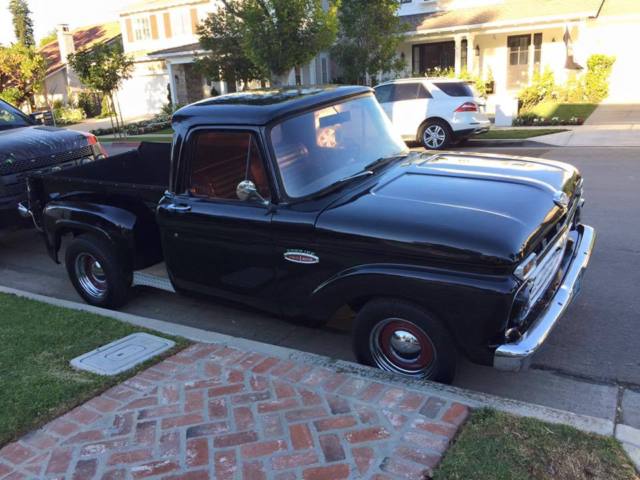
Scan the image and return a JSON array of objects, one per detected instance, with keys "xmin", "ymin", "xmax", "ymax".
[
  {"xmin": 150, "ymin": 14, "xmax": 159, "ymax": 39},
  {"xmin": 125, "ymin": 18, "xmax": 134, "ymax": 42},
  {"xmin": 163, "ymin": 12, "xmax": 172, "ymax": 38},
  {"xmin": 190, "ymin": 8, "xmax": 199, "ymax": 33}
]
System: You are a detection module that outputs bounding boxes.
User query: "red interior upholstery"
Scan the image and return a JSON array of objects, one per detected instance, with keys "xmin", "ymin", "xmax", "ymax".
[{"xmin": 189, "ymin": 132, "xmax": 270, "ymax": 200}]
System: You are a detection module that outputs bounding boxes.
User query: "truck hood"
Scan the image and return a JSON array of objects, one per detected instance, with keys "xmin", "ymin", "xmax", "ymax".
[
  {"xmin": 0, "ymin": 126, "xmax": 89, "ymax": 174},
  {"xmin": 316, "ymin": 152, "xmax": 581, "ymax": 268}
]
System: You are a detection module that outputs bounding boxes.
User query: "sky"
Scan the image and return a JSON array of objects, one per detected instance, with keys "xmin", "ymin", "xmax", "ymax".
[{"xmin": 0, "ymin": 0, "xmax": 134, "ymax": 46}]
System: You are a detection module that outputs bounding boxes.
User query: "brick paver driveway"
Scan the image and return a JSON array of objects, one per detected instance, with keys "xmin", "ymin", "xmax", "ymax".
[{"xmin": 0, "ymin": 343, "xmax": 469, "ymax": 479}]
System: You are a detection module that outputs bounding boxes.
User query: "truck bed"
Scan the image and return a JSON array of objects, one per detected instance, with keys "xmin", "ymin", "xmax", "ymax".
[{"xmin": 31, "ymin": 142, "xmax": 171, "ymax": 206}]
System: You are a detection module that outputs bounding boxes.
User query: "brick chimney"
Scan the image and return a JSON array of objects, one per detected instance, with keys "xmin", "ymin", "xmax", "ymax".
[{"xmin": 56, "ymin": 24, "xmax": 75, "ymax": 64}]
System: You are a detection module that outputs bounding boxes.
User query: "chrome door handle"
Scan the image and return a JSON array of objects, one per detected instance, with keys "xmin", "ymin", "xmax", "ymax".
[{"xmin": 166, "ymin": 203, "xmax": 191, "ymax": 213}]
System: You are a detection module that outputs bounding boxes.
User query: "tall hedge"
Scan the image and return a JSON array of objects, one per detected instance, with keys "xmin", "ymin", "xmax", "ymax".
[{"xmin": 584, "ymin": 54, "xmax": 616, "ymax": 103}]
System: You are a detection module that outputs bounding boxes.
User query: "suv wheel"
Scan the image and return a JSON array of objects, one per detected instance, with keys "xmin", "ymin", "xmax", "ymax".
[
  {"xmin": 420, "ymin": 120, "xmax": 452, "ymax": 150},
  {"xmin": 65, "ymin": 234, "xmax": 131, "ymax": 309},
  {"xmin": 353, "ymin": 298, "xmax": 457, "ymax": 383}
]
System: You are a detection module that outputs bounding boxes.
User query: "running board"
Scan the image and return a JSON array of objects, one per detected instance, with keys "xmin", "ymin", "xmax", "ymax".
[{"xmin": 132, "ymin": 265, "xmax": 175, "ymax": 293}]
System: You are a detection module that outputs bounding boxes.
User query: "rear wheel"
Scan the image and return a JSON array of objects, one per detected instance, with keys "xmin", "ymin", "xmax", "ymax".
[
  {"xmin": 353, "ymin": 298, "xmax": 457, "ymax": 383},
  {"xmin": 65, "ymin": 234, "xmax": 131, "ymax": 308},
  {"xmin": 420, "ymin": 120, "xmax": 453, "ymax": 150}
]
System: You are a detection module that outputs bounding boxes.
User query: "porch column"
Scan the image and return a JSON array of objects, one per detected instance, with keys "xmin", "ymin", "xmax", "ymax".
[
  {"xmin": 454, "ymin": 35, "xmax": 462, "ymax": 76},
  {"xmin": 167, "ymin": 62, "xmax": 178, "ymax": 106},
  {"xmin": 466, "ymin": 33, "xmax": 475, "ymax": 74}
]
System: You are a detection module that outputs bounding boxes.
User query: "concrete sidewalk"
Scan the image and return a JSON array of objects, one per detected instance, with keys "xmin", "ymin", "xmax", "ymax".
[
  {"xmin": 532, "ymin": 124, "xmax": 640, "ymax": 147},
  {"xmin": 0, "ymin": 342, "xmax": 469, "ymax": 480}
]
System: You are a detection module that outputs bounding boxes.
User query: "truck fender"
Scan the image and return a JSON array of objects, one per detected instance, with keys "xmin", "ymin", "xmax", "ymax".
[
  {"xmin": 42, "ymin": 200, "xmax": 137, "ymax": 264},
  {"xmin": 305, "ymin": 263, "xmax": 516, "ymax": 353}
]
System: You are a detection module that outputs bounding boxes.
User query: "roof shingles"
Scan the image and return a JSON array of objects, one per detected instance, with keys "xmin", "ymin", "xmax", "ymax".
[
  {"xmin": 403, "ymin": 0, "xmax": 605, "ymax": 34},
  {"xmin": 39, "ymin": 22, "xmax": 121, "ymax": 76}
]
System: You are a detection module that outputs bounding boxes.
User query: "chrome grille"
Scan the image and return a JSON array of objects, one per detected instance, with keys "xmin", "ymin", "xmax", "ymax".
[{"xmin": 527, "ymin": 230, "xmax": 569, "ymax": 307}]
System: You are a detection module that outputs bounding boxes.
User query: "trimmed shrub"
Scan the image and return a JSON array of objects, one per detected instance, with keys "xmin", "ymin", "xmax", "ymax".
[
  {"xmin": 77, "ymin": 91, "xmax": 102, "ymax": 118},
  {"xmin": 518, "ymin": 67, "xmax": 555, "ymax": 111},
  {"xmin": 53, "ymin": 107, "xmax": 86, "ymax": 125},
  {"xmin": 584, "ymin": 54, "xmax": 615, "ymax": 103}
]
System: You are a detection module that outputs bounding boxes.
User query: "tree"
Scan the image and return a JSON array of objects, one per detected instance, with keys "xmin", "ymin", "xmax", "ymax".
[
  {"xmin": 332, "ymin": 0, "xmax": 407, "ymax": 85},
  {"xmin": 0, "ymin": 43, "xmax": 44, "ymax": 107},
  {"xmin": 8, "ymin": 0, "xmax": 35, "ymax": 47},
  {"xmin": 196, "ymin": 5, "xmax": 265, "ymax": 92},
  {"xmin": 39, "ymin": 29, "xmax": 58, "ymax": 47},
  {"xmin": 223, "ymin": 0, "xmax": 337, "ymax": 81},
  {"xmin": 68, "ymin": 43, "xmax": 133, "ymax": 135}
]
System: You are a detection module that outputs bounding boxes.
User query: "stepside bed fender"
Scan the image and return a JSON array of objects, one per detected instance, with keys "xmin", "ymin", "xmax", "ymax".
[
  {"xmin": 41, "ymin": 200, "xmax": 138, "ymax": 265},
  {"xmin": 306, "ymin": 263, "xmax": 517, "ymax": 359}
]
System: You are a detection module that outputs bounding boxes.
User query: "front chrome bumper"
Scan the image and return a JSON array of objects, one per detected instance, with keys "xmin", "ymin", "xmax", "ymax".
[{"xmin": 493, "ymin": 224, "xmax": 596, "ymax": 371}]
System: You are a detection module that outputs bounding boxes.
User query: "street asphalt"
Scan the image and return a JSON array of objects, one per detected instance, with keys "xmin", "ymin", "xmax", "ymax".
[{"xmin": 1, "ymin": 144, "xmax": 638, "ymax": 427}]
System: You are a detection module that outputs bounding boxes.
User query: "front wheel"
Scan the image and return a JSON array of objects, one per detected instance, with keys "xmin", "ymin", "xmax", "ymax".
[
  {"xmin": 353, "ymin": 299, "xmax": 457, "ymax": 383},
  {"xmin": 65, "ymin": 234, "xmax": 131, "ymax": 309},
  {"xmin": 420, "ymin": 120, "xmax": 453, "ymax": 150}
]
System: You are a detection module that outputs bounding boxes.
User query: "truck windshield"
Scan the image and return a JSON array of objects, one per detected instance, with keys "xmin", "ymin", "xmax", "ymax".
[
  {"xmin": 270, "ymin": 95, "xmax": 408, "ymax": 198},
  {"xmin": 0, "ymin": 100, "xmax": 32, "ymax": 131}
]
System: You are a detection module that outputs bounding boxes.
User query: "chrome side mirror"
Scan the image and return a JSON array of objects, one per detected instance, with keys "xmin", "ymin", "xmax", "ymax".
[{"xmin": 236, "ymin": 180, "xmax": 268, "ymax": 205}]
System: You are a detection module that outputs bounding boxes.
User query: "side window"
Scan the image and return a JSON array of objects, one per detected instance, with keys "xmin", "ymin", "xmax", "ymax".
[
  {"xmin": 416, "ymin": 83, "xmax": 432, "ymax": 99},
  {"xmin": 187, "ymin": 131, "xmax": 271, "ymax": 201},
  {"xmin": 391, "ymin": 83, "xmax": 419, "ymax": 102},
  {"xmin": 374, "ymin": 84, "xmax": 393, "ymax": 104}
]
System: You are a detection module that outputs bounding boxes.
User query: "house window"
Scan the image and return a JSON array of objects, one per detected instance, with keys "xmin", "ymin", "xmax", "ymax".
[
  {"xmin": 172, "ymin": 9, "xmax": 191, "ymax": 36},
  {"xmin": 412, "ymin": 41, "xmax": 455, "ymax": 75},
  {"xmin": 321, "ymin": 57, "xmax": 328, "ymax": 83},
  {"xmin": 461, "ymin": 39, "xmax": 468, "ymax": 71},
  {"xmin": 508, "ymin": 34, "xmax": 531, "ymax": 66},
  {"xmin": 534, "ymin": 33, "xmax": 543, "ymax": 71},
  {"xmin": 134, "ymin": 17, "xmax": 151, "ymax": 41}
]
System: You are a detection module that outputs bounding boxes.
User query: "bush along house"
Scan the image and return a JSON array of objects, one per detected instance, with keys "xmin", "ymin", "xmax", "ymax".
[{"xmin": 393, "ymin": 0, "xmax": 640, "ymax": 118}]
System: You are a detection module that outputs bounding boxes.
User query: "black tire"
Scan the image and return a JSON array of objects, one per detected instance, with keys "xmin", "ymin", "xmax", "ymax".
[
  {"xmin": 65, "ymin": 234, "xmax": 132, "ymax": 309},
  {"xmin": 419, "ymin": 119, "xmax": 453, "ymax": 150},
  {"xmin": 353, "ymin": 298, "xmax": 457, "ymax": 383}
]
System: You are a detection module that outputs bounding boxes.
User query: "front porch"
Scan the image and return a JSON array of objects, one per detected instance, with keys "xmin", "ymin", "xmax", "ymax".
[
  {"xmin": 148, "ymin": 43, "xmax": 228, "ymax": 107},
  {"xmin": 397, "ymin": 22, "xmax": 579, "ymax": 100}
]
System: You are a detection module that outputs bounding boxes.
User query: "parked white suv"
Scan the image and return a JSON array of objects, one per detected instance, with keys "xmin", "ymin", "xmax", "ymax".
[{"xmin": 374, "ymin": 78, "xmax": 490, "ymax": 150}]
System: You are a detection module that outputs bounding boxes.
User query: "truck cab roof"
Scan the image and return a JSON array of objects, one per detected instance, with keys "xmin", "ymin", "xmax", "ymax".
[{"xmin": 172, "ymin": 85, "xmax": 372, "ymax": 126}]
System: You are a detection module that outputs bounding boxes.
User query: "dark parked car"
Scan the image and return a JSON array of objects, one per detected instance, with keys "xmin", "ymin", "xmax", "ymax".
[
  {"xmin": 24, "ymin": 86, "xmax": 595, "ymax": 383},
  {"xmin": 0, "ymin": 98, "xmax": 105, "ymax": 228}
]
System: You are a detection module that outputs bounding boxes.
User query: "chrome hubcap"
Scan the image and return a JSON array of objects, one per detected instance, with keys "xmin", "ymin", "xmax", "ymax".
[
  {"xmin": 423, "ymin": 125, "xmax": 446, "ymax": 149},
  {"xmin": 75, "ymin": 253, "xmax": 108, "ymax": 299},
  {"xmin": 390, "ymin": 330, "xmax": 421, "ymax": 358},
  {"xmin": 370, "ymin": 318, "xmax": 436, "ymax": 378}
]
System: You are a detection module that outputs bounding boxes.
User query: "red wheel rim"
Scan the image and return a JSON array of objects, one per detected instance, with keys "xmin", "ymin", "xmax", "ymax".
[{"xmin": 370, "ymin": 318, "xmax": 436, "ymax": 377}]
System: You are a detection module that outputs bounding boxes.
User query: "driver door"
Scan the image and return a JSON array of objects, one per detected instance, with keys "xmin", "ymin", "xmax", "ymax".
[{"xmin": 157, "ymin": 128, "xmax": 278, "ymax": 311}]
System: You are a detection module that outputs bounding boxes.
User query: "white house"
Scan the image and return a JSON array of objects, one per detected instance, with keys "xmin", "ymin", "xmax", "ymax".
[
  {"xmin": 392, "ymin": 0, "xmax": 640, "ymax": 107},
  {"xmin": 117, "ymin": 0, "xmax": 333, "ymax": 118}
]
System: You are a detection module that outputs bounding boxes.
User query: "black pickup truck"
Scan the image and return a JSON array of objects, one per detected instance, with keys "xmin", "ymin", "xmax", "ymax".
[
  {"xmin": 25, "ymin": 86, "xmax": 595, "ymax": 383},
  {"xmin": 0, "ymin": 98, "xmax": 106, "ymax": 228}
]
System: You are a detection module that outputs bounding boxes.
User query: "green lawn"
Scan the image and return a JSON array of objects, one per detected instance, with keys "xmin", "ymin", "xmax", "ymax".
[
  {"xmin": 155, "ymin": 127, "xmax": 174, "ymax": 134},
  {"xmin": 529, "ymin": 101, "xmax": 598, "ymax": 122},
  {"xmin": 434, "ymin": 409, "xmax": 637, "ymax": 480},
  {"xmin": 476, "ymin": 128, "xmax": 568, "ymax": 140},
  {"xmin": 0, "ymin": 293, "xmax": 189, "ymax": 446}
]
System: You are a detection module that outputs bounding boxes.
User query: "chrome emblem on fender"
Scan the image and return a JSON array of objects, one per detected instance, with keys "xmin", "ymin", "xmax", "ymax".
[
  {"xmin": 284, "ymin": 250, "xmax": 319, "ymax": 264},
  {"xmin": 553, "ymin": 191, "xmax": 570, "ymax": 208}
]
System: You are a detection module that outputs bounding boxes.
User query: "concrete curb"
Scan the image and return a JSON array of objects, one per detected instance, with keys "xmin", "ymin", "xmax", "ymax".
[
  {"xmin": 0, "ymin": 284, "xmax": 618, "ymax": 438},
  {"xmin": 616, "ymin": 424, "xmax": 640, "ymax": 470},
  {"xmin": 466, "ymin": 138, "xmax": 549, "ymax": 148}
]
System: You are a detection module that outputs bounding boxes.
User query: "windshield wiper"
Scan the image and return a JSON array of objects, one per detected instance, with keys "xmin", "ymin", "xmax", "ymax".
[
  {"xmin": 364, "ymin": 154, "xmax": 406, "ymax": 171},
  {"xmin": 334, "ymin": 169, "xmax": 374, "ymax": 186}
]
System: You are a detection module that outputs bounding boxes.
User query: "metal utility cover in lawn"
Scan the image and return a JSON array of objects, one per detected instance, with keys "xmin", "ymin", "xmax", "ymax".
[{"xmin": 70, "ymin": 332, "xmax": 175, "ymax": 376}]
